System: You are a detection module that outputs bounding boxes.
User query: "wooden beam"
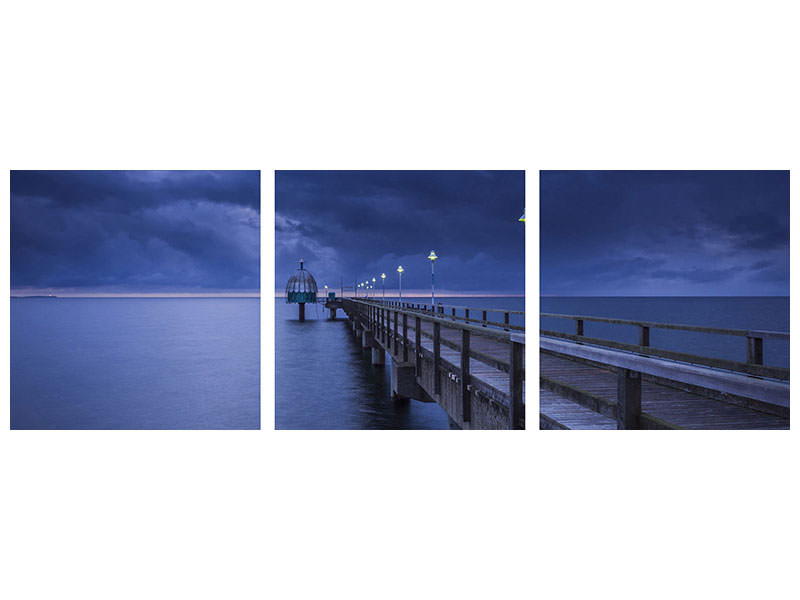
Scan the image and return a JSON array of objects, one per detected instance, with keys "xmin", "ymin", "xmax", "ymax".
[
  {"xmin": 415, "ymin": 316, "xmax": 421, "ymax": 375},
  {"xmin": 510, "ymin": 338, "xmax": 524, "ymax": 429},
  {"xmin": 747, "ymin": 336, "xmax": 764, "ymax": 365},
  {"xmin": 639, "ymin": 325, "xmax": 650, "ymax": 347},
  {"xmin": 616, "ymin": 368, "xmax": 641, "ymax": 429},
  {"xmin": 402, "ymin": 313, "xmax": 408, "ymax": 362},
  {"xmin": 461, "ymin": 329, "xmax": 471, "ymax": 422},
  {"xmin": 434, "ymin": 321, "xmax": 441, "ymax": 395},
  {"xmin": 393, "ymin": 310, "xmax": 398, "ymax": 355}
]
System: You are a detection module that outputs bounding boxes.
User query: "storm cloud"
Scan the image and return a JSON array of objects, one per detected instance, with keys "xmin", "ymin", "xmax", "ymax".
[
  {"xmin": 540, "ymin": 171, "xmax": 789, "ymax": 296},
  {"xmin": 11, "ymin": 171, "xmax": 260, "ymax": 293},
  {"xmin": 275, "ymin": 171, "xmax": 525, "ymax": 295}
]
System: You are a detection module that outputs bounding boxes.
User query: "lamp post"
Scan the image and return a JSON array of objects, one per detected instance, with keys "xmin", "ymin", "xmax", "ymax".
[
  {"xmin": 372, "ymin": 277, "xmax": 376, "ymax": 300},
  {"xmin": 397, "ymin": 265, "xmax": 404, "ymax": 301},
  {"xmin": 381, "ymin": 273, "xmax": 386, "ymax": 302},
  {"xmin": 427, "ymin": 250, "xmax": 438, "ymax": 307}
]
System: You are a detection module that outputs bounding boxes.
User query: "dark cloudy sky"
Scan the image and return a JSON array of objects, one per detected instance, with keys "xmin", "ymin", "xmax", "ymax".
[
  {"xmin": 11, "ymin": 171, "xmax": 260, "ymax": 294},
  {"xmin": 541, "ymin": 171, "xmax": 789, "ymax": 296},
  {"xmin": 275, "ymin": 171, "xmax": 525, "ymax": 295}
]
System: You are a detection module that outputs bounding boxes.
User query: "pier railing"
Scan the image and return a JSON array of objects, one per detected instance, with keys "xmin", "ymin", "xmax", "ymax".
[
  {"xmin": 540, "ymin": 312, "xmax": 789, "ymax": 381},
  {"xmin": 540, "ymin": 337, "xmax": 790, "ymax": 429},
  {"xmin": 366, "ymin": 299, "xmax": 525, "ymax": 331},
  {"xmin": 345, "ymin": 298, "xmax": 525, "ymax": 429}
]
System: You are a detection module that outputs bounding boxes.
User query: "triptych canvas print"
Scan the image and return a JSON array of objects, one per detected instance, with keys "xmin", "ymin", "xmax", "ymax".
[{"xmin": 9, "ymin": 170, "xmax": 790, "ymax": 430}]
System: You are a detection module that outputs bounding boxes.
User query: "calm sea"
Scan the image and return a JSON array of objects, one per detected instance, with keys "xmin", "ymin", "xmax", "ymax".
[
  {"xmin": 275, "ymin": 296, "xmax": 525, "ymax": 430},
  {"xmin": 11, "ymin": 298, "xmax": 260, "ymax": 429},
  {"xmin": 540, "ymin": 296, "xmax": 789, "ymax": 369}
]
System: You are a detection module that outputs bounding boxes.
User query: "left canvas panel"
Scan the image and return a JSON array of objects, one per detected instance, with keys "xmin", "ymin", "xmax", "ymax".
[{"xmin": 10, "ymin": 170, "xmax": 261, "ymax": 429}]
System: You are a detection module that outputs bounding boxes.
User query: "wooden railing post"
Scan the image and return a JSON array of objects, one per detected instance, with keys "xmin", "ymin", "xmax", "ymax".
[
  {"xmin": 402, "ymin": 313, "xmax": 408, "ymax": 362},
  {"xmin": 415, "ymin": 316, "xmax": 421, "ymax": 376},
  {"xmin": 510, "ymin": 337, "xmax": 524, "ymax": 429},
  {"xmin": 465, "ymin": 308, "xmax": 470, "ymax": 323},
  {"xmin": 433, "ymin": 321, "xmax": 441, "ymax": 395},
  {"xmin": 576, "ymin": 319, "xmax": 584, "ymax": 336},
  {"xmin": 482, "ymin": 310, "xmax": 487, "ymax": 327},
  {"xmin": 461, "ymin": 329, "xmax": 471, "ymax": 422},
  {"xmin": 451, "ymin": 307, "xmax": 456, "ymax": 321},
  {"xmin": 504, "ymin": 312, "xmax": 510, "ymax": 331},
  {"xmin": 747, "ymin": 336, "xmax": 764, "ymax": 365},
  {"xmin": 639, "ymin": 325, "xmax": 650, "ymax": 347},
  {"xmin": 393, "ymin": 310, "xmax": 398, "ymax": 355},
  {"xmin": 616, "ymin": 368, "xmax": 642, "ymax": 429}
]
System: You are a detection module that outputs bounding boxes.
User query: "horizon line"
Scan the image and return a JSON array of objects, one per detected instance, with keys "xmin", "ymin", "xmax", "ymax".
[
  {"xmin": 273, "ymin": 291, "xmax": 525, "ymax": 298},
  {"xmin": 11, "ymin": 292, "xmax": 260, "ymax": 298},
  {"xmin": 540, "ymin": 294, "xmax": 789, "ymax": 298}
]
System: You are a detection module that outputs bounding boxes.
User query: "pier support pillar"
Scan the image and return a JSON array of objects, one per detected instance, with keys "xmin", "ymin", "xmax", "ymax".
[
  {"xmin": 298, "ymin": 302, "xmax": 305, "ymax": 322},
  {"xmin": 371, "ymin": 347, "xmax": 385, "ymax": 366},
  {"xmin": 391, "ymin": 359, "xmax": 417, "ymax": 401},
  {"xmin": 362, "ymin": 329, "xmax": 374, "ymax": 349}
]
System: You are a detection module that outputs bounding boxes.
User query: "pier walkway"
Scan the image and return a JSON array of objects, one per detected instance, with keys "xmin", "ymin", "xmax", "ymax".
[
  {"xmin": 339, "ymin": 298, "xmax": 525, "ymax": 429},
  {"xmin": 540, "ymin": 314, "xmax": 790, "ymax": 430}
]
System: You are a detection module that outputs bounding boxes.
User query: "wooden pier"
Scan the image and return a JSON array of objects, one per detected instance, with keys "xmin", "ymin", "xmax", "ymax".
[
  {"xmin": 540, "ymin": 313, "xmax": 789, "ymax": 430},
  {"xmin": 341, "ymin": 299, "xmax": 525, "ymax": 429}
]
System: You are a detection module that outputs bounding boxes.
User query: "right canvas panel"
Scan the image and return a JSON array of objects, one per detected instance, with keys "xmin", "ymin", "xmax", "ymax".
[{"xmin": 539, "ymin": 170, "xmax": 789, "ymax": 430}]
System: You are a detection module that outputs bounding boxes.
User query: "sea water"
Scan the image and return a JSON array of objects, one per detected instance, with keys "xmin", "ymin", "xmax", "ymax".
[{"xmin": 11, "ymin": 298, "xmax": 260, "ymax": 429}]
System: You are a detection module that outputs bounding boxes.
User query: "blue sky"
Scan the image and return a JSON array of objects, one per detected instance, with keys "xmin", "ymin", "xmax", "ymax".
[
  {"xmin": 11, "ymin": 171, "xmax": 260, "ymax": 294},
  {"xmin": 275, "ymin": 170, "xmax": 526, "ymax": 295},
  {"xmin": 540, "ymin": 171, "xmax": 789, "ymax": 296}
]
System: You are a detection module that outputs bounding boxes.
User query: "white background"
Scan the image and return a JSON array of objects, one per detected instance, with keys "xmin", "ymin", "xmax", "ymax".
[{"xmin": 1, "ymin": 1, "xmax": 798, "ymax": 599}]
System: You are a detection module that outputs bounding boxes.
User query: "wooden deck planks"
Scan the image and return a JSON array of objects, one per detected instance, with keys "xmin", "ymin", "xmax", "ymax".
[
  {"xmin": 540, "ymin": 353, "xmax": 788, "ymax": 430},
  {"xmin": 540, "ymin": 389, "xmax": 617, "ymax": 429}
]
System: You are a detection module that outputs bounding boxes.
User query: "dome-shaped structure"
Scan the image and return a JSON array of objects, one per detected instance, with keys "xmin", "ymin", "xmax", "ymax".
[{"xmin": 286, "ymin": 259, "xmax": 318, "ymax": 304}]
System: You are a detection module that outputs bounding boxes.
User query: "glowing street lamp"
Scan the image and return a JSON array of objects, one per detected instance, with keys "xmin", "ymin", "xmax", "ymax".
[
  {"xmin": 427, "ymin": 250, "xmax": 438, "ymax": 307},
  {"xmin": 381, "ymin": 273, "xmax": 386, "ymax": 301},
  {"xmin": 397, "ymin": 265, "xmax": 404, "ymax": 301}
]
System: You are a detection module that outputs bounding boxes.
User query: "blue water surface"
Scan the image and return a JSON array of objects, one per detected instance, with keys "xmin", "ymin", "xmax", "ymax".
[{"xmin": 11, "ymin": 298, "xmax": 260, "ymax": 429}]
